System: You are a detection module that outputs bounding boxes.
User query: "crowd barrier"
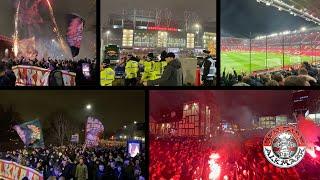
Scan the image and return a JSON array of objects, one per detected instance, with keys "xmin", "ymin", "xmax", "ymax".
[
  {"xmin": 0, "ymin": 159, "xmax": 43, "ymax": 180},
  {"xmin": 12, "ymin": 65, "xmax": 76, "ymax": 86}
]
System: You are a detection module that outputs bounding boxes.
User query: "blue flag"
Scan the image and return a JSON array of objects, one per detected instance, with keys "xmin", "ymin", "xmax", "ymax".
[{"xmin": 13, "ymin": 120, "xmax": 44, "ymax": 148}]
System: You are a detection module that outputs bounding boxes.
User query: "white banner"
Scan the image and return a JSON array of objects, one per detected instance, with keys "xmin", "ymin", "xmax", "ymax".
[
  {"xmin": 0, "ymin": 159, "xmax": 43, "ymax": 180},
  {"xmin": 12, "ymin": 65, "xmax": 76, "ymax": 86}
]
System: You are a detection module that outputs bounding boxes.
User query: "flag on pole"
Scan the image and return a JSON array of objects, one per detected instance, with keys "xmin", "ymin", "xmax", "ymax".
[
  {"xmin": 13, "ymin": 120, "xmax": 44, "ymax": 148},
  {"xmin": 66, "ymin": 13, "xmax": 85, "ymax": 57},
  {"xmin": 85, "ymin": 117, "xmax": 104, "ymax": 147}
]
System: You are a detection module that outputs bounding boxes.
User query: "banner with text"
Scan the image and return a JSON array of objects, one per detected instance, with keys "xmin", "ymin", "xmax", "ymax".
[
  {"xmin": 0, "ymin": 159, "xmax": 43, "ymax": 180},
  {"xmin": 12, "ymin": 65, "xmax": 76, "ymax": 86}
]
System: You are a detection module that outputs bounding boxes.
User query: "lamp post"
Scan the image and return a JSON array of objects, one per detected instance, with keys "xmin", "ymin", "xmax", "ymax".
[
  {"xmin": 195, "ymin": 24, "xmax": 201, "ymax": 47},
  {"xmin": 106, "ymin": 30, "xmax": 111, "ymax": 45}
]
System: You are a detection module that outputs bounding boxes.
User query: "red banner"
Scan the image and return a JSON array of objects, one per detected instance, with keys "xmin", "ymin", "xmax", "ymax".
[
  {"xmin": 0, "ymin": 159, "xmax": 43, "ymax": 180},
  {"xmin": 12, "ymin": 65, "xmax": 76, "ymax": 86}
]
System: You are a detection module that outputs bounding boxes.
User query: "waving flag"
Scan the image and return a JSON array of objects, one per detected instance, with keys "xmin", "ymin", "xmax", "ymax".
[
  {"xmin": 13, "ymin": 120, "xmax": 44, "ymax": 148},
  {"xmin": 85, "ymin": 117, "xmax": 104, "ymax": 147},
  {"xmin": 66, "ymin": 13, "xmax": 85, "ymax": 57}
]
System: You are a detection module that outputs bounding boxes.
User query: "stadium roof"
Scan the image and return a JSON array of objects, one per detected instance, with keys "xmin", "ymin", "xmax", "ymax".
[
  {"xmin": 221, "ymin": 0, "xmax": 318, "ymax": 38},
  {"xmin": 280, "ymin": 0, "xmax": 320, "ymax": 22},
  {"xmin": 257, "ymin": 0, "xmax": 320, "ymax": 25}
]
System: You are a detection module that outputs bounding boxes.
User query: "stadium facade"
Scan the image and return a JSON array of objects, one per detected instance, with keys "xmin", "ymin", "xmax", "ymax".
[
  {"xmin": 102, "ymin": 9, "xmax": 216, "ymax": 54},
  {"xmin": 257, "ymin": 115, "xmax": 288, "ymax": 129},
  {"xmin": 150, "ymin": 101, "xmax": 220, "ymax": 138},
  {"xmin": 292, "ymin": 90, "xmax": 320, "ymax": 124}
]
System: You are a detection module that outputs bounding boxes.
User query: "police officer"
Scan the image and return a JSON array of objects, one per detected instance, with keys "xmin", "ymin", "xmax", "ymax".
[
  {"xmin": 141, "ymin": 53, "xmax": 154, "ymax": 82},
  {"xmin": 100, "ymin": 59, "xmax": 115, "ymax": 86},
  {"xmin": 138, "ymin": 57, "xmax": 145, "ymax": 77},
  {"xmin": 201, "ymin": 50, "xmax": 216, "ymax": 86},
  {"xmin": 152, "ymin": 51, "xmax": 168, "ymax": 80},
  {"xmin": 125, "ymin": 56, "xmax": 139, "ymax": 86}
]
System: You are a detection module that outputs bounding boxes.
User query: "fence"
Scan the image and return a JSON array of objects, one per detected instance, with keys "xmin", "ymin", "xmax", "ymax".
[{"xmin": 221, "ymin": 28, "xmax": 320, "ymax": 74}]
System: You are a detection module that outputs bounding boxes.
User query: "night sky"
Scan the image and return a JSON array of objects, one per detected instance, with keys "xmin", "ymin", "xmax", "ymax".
[
  {"xmin": 101, "ymin": 0, "xmax": 216, "ymax": 25},
  {"xmin": 0, "ymin": 0, "xmax": 96, "ymax": 58},
  {"xmin": 221, "ymin": 0, "xmax": 317, "ymax": 38},
  {"xmin": 0, "ymin": 90, "xmax": 145, "ymax": 133},
  {"xmin": 150, "ymin": 91, "xmax": 292, "ymax": 127}
]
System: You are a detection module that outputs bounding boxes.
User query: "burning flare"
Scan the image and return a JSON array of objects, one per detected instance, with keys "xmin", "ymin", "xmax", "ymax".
[
  {"xmin": 208, "ymin": 153, "xmax": 221, "ymax": 180},
  {"xmin": 306, "ymin": 145, "xmax": 320, "ymax": 158}
]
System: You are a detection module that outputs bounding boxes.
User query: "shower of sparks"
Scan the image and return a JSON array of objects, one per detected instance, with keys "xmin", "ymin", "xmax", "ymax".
[
  {"xmin": 13, "ymin": 0, "xmax": 21, "ymax": 57},
  {"xmin": 45, "ymin": 0, "xmax": 70, "ymax": 57}
]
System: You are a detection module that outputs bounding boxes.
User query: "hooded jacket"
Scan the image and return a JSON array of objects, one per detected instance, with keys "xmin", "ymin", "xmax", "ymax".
[{"xmin": 147, "ymin": 58, "xmax": 183, "ymax": 86}]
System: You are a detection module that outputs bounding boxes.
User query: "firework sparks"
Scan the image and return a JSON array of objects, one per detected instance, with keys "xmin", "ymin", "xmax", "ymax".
[
  {"xmin": 13, "ymin": 0, "xmax": 21, "ymax": 57},
  {"xmin": 45, "ymin": 0, "xmax": 70, "ymax": 57},
  {"xmin": 208, "ymin": 153, "xmax": 221, "ymax": 180}
]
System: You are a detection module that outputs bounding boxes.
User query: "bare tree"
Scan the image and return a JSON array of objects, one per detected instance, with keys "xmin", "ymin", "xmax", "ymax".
[{"xmin": 49, "ymin": 111, "xmax": 78, "ymax": 146}]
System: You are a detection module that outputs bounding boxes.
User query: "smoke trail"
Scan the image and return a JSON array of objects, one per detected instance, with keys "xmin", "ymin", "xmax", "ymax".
[
  {"xmin": 45, "ymin": 0, "xmax": 70, "ymax": 58},
  {"xmin": 13, "ymin": 0, "xmax": 21, "ymax": 57},
  {"xmin": 297, "ymin": 117, "xmax": 320, "ymax": 158}
]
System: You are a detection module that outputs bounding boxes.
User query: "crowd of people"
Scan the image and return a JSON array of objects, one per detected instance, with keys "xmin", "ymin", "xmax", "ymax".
[
  {"xmin": 221, "ymin": 62, "xmax": 320, "ymax": 86},
  {"xmin": 149, "ymin": 137, "xmax": 211, "ymax": 179},
  {"xmin": 2, "ymin": 144, "xmax": 146, "ymax": 180},
  {"xmin": 0, "ymin": 57, "xmax": 97, "ymax": 86},
  {"xmin": 150, "ymin": 136, "xmax": 320, "ymax": 180},
  {"xmin": 217, "ymin": 138, "xmax": 320, "ymax": 180},
  {"xmin": 101, "ymin": 50, "xmax": 216, "ymax": 86},
  {"xmin": 101, "ymin": 51, "xmax": 184, "ymax": 86}
]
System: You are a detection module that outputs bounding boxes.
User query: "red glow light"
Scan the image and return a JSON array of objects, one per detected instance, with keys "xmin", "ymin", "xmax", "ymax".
[{"xmin": 208, "ymin": 153, "xmax": 221, "ymax": 180}]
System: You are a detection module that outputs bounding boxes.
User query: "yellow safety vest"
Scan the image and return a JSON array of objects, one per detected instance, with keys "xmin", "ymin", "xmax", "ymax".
[
  {"xmin": 125, "ymin": 60, "xmax": 139, "ymax": 79},
  {"xmin": 151, "ymin": 61, "xmax": 168, "ymax": 80},
  {"xmin": 151, "ymin": 61, "xmax": 161, "ymax": 80},
  {"xmin": 141, "ymin": 61, "xmax": 154, "ymax": 81},
  {"xmin": 100, "ymin": 67, "xmax": 115, "ymax": 86}
]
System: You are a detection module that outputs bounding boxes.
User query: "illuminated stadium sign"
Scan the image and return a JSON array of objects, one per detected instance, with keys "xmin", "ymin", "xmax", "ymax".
[{"xmin": 147, "ymin": 26, "xmax": 178, "ymax": 32}]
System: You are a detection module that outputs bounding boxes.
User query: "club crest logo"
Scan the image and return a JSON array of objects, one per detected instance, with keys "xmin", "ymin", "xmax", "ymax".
[{"xmin": 263, "ymin": 125, "xmax": 306, "ymax": 168}]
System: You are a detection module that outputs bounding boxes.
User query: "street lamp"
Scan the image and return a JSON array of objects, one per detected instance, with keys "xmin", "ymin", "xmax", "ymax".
[
  {"xmin": 124, "ymin": 125, "xmax": 127, "ymax": 129},
  {"xmin": 106, "ymin": 30, "xmax": 111, "ymax": 45},
  {"xmin": 194, "ymin": 24, "xmax": 201, "ymax": 47},
  {"xmin": 134, "ymin": 121, "xmax": 137, "ymax": 124},
  {"xmin": 86, "ymin": 104, "xmax": 92, "ymax": 110}
]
